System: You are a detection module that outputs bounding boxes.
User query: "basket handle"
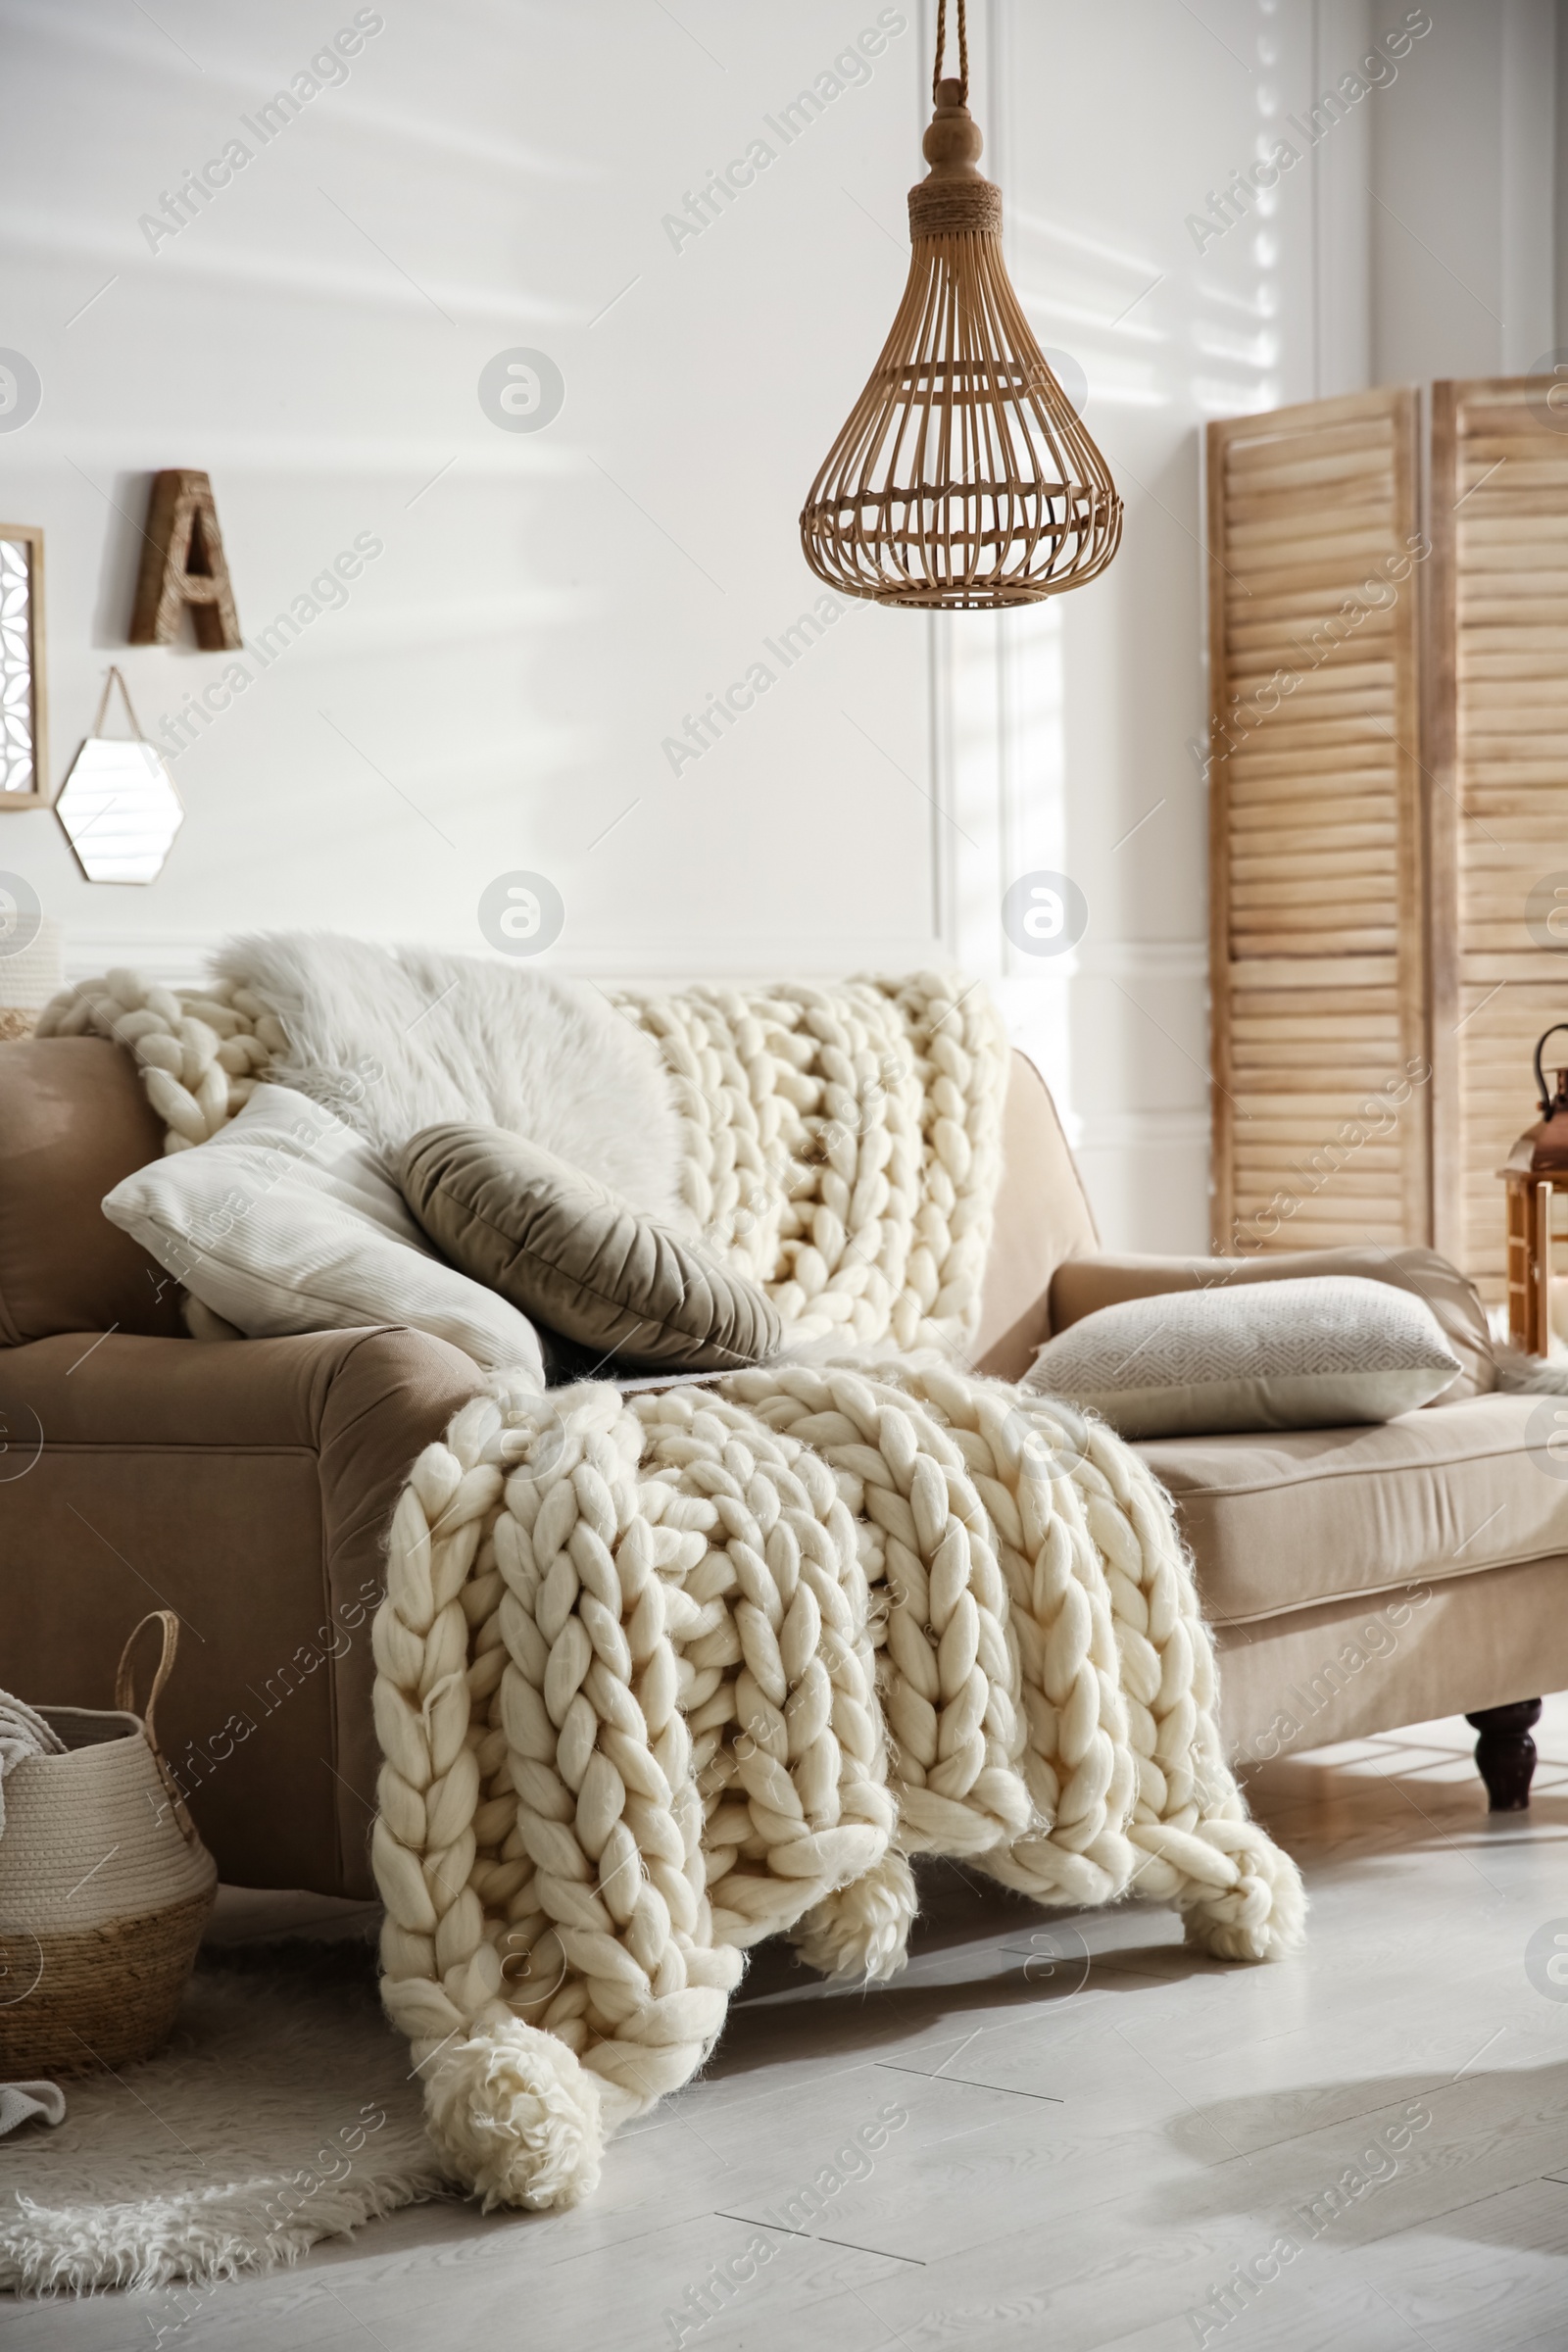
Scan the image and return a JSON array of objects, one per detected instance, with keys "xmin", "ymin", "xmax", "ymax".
[
  {"xmin": 114, "ymin": 1610, "xmax": 199, "ymax": 1844},
  {"xmin": 115, "ymin": 1609, "xmax": 180, "ymax": 1745}
]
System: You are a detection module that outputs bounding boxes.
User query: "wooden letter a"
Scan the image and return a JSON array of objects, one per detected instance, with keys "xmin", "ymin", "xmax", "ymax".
[{"xmin": 128, "ymin": 468, "xmax": 242, "ymax": 649}]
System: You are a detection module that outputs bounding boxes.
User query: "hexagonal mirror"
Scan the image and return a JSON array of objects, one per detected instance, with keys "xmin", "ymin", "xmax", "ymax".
[{"xmin": 56, "ymin": 735, "xmax": 183, "ymax": 885}]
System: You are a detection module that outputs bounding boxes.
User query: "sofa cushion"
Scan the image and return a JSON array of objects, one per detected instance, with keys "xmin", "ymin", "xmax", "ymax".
[
  {"xmin": 104, "ymin": 1084, "xmax": 545, "ymax": 1379},
  {"xmin": 1051, "ymin": 1243, "xmax": 1495, "ymax": 1403},
  {"xmin": 1140, "ymin": 1394, "xmax": 1568, "ymax": 1626},
  {"xmin": 398, "ymin": 1122, "xmax": 781, "ymax": 1372},
  {"xmin": 1027, "ymin": 1275, "xmax": 1460, "ymax": 1437},
  {"xmin": 0, "ymin": 1038, "xmax": 186, "ymax": 1346}
]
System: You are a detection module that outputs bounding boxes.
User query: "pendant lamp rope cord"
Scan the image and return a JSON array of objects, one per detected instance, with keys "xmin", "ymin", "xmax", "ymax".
[{"xmin": 932, "ymin": 0, "xmax": 968, "ymax": 101}]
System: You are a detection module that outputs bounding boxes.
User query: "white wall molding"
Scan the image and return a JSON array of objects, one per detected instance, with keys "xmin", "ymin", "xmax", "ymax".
[
  {"xmin": 1074, "ymin": 940, "xmax": 1206, "ymax": 981},
  {"xmin": 1076, "ymin": 1107, "xmax": 1210, "ymax": 1149},
  {"xmin": 59, "ymin": 933, "xmax": 957, "ymax": 990}
]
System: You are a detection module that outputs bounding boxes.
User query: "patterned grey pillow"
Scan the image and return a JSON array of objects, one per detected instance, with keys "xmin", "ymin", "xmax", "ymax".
[{"xmin": 1026, "ymin": 1275, "xmax": 1461, "ymax": 1440}]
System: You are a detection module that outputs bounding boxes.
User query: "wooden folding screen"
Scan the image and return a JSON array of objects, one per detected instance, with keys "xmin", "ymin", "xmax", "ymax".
[
  {"xmin": 1205, "ymin": 388, "xmax": 1427, "ymax": 1258},
  {"xmin": 1427, "ymin": 378, "xmax": 1568, "ymax": 1298}
]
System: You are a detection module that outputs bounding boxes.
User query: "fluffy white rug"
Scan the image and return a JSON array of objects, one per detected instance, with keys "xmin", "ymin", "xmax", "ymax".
[
  {"xmin": 213, "ymin": 933, "xmax": 687, "ymax": 1223},
  {"xmin": 0, "ymin": 1942, "xmax": 451, "ymax": 2294}
]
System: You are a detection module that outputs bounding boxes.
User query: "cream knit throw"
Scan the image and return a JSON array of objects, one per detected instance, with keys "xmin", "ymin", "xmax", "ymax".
[
  {"xmin": 622, "ymin": 972, "xmax": 1006, "ymax": 1348},
  {"xmin": 40, "ymin": 956, "xmax": 1304, "ymax": 2211},
  {"xmin": 38, "ymin": 963, "xmax": 1008, "ymax": 1353},
  {"xmin": 372, "ymin": 1364, "xmax": 1303, "ymax": 2213}
]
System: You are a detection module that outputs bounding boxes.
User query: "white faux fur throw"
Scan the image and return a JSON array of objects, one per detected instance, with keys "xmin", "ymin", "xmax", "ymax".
[
  {"xmin": 40, "ymin": 935, "xmax": 683, "ymax": 1218},
  {"xmin": 215, "ymin": 934, "xmax": 689, "ymax": 1223},
  {"xmin": 41, "ymin": 947, "xmax": 1012, "ymax": 1353}
]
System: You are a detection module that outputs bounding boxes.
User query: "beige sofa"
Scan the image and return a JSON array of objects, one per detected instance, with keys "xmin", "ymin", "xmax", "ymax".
[{"xmin": 1, "ymin": 1034, "xmax": 1559, "ymax": 1904}]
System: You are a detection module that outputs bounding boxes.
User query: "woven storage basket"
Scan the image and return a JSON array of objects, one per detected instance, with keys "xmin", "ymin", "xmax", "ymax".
[{"xmin": 0, "ymin": 1611, "xmax": 216, "ymax": 2075}]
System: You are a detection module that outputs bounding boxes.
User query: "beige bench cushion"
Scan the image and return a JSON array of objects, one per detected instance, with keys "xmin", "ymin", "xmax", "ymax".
[{"xmin": 1140, "ymin": 1394, "xmax": 1566, "ymax": 1627}]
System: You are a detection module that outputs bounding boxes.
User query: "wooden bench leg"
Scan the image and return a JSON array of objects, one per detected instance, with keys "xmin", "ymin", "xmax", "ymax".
[{"xmin": 1465, "ymin": 1700, "xmax": 1543, "ymax": 1811}]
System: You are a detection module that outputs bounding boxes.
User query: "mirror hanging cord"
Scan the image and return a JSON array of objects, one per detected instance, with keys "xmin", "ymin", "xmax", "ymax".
[{"xmin": 90, "ymin": 665, "xmax": 151, "ymax": 742}]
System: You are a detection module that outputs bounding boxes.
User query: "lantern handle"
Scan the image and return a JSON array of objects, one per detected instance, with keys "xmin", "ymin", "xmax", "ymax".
[
  {"xmin": 933, "ymin": 0, "xmax": 968, "ymax": 103},
  {"xmin": 1534, "ymin": 1024, "xmax": 1568, "ymax": 1113}
]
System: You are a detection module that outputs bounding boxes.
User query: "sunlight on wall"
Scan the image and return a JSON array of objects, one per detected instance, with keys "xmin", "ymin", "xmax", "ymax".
[
  {"xmin": 973, "ymin": 0, "xmax": 1313, "ymax": 1249},
  {"xmin": 1191, "ymin": 2, "xmax": 1285, "ymax": 414}
]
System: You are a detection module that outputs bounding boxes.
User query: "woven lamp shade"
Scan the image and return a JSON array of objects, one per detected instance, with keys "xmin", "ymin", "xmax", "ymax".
[{"xmin": 801, "ymin": 17, "xmax": 1121, "ymax": 611}]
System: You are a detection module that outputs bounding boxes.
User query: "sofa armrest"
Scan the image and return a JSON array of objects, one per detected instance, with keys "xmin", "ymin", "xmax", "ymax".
[
  {"xmin": 974, "ymin": 1250, "xmax": 1195, "ymax": 1384},
  {"xmin": 1048, "ymin": 1242, "xmax": 1495, "ymax": 1402},
  {"xmin": 0, "ymin": 1325, "xmax": 486, "ymax": 1896},
  {"xmin": 972, "ymin": 1053, "xmax": 1100, "ymax": 1381}
]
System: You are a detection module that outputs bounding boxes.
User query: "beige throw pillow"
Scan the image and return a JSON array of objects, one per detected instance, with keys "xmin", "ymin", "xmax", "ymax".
[
  {"xmin": 103, "ymin": 1084, "xmax": 544, "ymax": 1378},
  {"xmin": 1049, "ymin": 1243, "xmax": 1494, "ymax": 1403},
  {"xmin": 1025, "ymin": 1274, "xmax": 1461, "ymax": 1439},
  {"xmin": 398, "ymin": 1124, "xmax": 781, "ymax": 1373}
]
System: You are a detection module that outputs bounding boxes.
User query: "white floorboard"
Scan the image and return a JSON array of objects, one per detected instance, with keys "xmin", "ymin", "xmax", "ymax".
[{"xmin": 7, "ymin": 1697, "xmax": 1568, "ymax": 2350}]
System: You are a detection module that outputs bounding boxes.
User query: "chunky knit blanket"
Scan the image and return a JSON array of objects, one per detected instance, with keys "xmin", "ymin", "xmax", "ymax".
[
  {"xmin": 40, "ymin": 958, "xmax": 1008, "ymax": 1354},
  {"xmin": 42, "ymin": 953, "xmax": 1304, "ymax": 2212},
  {"xmin": 374, "ymin": 1364, "xmax": 1302, "ymax": 2212}
]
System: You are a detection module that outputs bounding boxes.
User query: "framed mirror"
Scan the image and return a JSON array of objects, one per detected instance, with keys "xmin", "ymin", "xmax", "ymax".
[{"xmin": 0, "ymin": 524, "xmax": 47, "ymax": 810}]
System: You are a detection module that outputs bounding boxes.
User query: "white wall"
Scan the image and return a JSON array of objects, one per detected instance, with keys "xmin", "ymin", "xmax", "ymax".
[
  {"xmin": 0, "ymin": 0, "xmax": 1556, "ymax": 1250},
  {"xmin": 1373, "ymin": 0, "xmax": 1556, "ymax": 383},
  {"xmin": 1, "ymin": 0, "xmax": 938, "ymax": 986}
]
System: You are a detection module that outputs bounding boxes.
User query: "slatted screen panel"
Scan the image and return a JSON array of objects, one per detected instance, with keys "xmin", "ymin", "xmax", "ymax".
[
  {"xmin": 1429, "ymin": 377, "xmax": 1568, "ymax": 1299},
  {"xmin": 1206, "ymin": 388, "xmax": 1428, "ymax": 1257}
]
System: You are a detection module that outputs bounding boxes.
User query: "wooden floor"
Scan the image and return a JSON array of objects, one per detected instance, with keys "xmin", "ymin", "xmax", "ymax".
[{"xmin": 10, "ymin": 1697, "xmax": 1568, "ymax": 2351}]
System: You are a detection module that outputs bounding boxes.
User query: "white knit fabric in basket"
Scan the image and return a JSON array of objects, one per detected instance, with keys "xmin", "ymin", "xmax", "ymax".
[{"xmin": 0, "ymin": 1689, "xmax": 63, "ymax": 1838}]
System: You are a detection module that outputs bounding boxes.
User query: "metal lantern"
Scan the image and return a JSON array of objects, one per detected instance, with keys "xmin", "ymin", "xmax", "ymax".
[
  {"xmin": 1500, "ymin": 1023, "xmax": 1568, "ymax": 1354},
  {"xmin": 799, "ymin": 0, "xmax": 1122, "ymax": 611}
]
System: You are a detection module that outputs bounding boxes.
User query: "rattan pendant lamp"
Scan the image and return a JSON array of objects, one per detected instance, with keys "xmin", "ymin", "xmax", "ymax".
[{"xmin": 801, "ymin": 0, "xmax": 1122, "ymax": 610}]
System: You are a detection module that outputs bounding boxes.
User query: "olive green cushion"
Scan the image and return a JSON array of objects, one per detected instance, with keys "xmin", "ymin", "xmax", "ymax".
[{"xmin": 397, "ymin": 1124, "xmax": 782, "ymax": 1373}]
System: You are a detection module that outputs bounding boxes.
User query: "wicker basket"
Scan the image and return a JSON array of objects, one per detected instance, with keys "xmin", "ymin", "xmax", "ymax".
[{"xmin": 0, "ymin": 1612, "xmax": 217, "ymax": 2075}]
